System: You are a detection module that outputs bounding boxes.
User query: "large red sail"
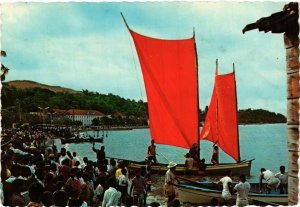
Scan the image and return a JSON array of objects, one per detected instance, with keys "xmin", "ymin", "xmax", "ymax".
[
  {"xmin": 130, "ymin": 30, "xmax": 199, "ymax": 149},
  {"xmin": 200, "ymin": 72, "xmax": 240, "ymax": 162}
]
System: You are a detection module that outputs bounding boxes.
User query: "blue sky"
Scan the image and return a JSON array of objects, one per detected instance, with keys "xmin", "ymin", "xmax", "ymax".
[{"xmin": 1, "ymin": 1, "xmax": 287, "ymax": 115}]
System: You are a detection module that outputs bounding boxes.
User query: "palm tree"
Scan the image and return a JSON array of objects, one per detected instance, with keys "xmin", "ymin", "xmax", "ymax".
[{"xmin": 1, "ymin": 50, "xmax": 9, "ymax": 81}]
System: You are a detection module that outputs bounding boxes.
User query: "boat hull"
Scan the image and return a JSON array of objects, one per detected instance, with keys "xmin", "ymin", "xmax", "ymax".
[
  {"xmin": 128, "ymin": 160, "xmax": 253, "ymax": 176},
  {"xmin": 178, "ymin": 182, "xmax": 288, "ymax": 206}
]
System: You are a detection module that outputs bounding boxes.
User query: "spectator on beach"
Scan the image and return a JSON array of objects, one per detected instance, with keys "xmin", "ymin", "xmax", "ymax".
[
  {"xmin": 44, "ymin": 173, "xmax": 56, "ymax": 193},
  {"xmin": 144, "ymin": 165, "xmax": 152, "ymax": 192},
  {"xmin": 93, "ymin": 183, "xmax": 104, "ymax": 206},
  {"xmin": 27, "ymin": 182, "xmax": 45, "ymax": 207},
  {"xmin": 58, "ymin": 147, "xmax": 68, "ymax": 165},
  {"xmin": 234, "ymin": 174, "xmax": 251, "ymax": 206},
  {"xmin": 259, "ymin": 168, "xmax": 280, "ymax": 194},
  {"xmin": 115, "ymin": 160, "xmax": 125, "ymax": 181},
  {"xmin": 130, "ymin": 169, "xmax": 146, "ymax": 207},
  {"xmin": 118, "ymin": 168, "xmax": 128, "ymax": 203},
  {"xmin": 10, "ymin": 178, "xmax": 26, "ymax": 206},
  {"xmin": 92, "ymin": 143, "xmax": 106, "ymax": 165},
  {"xmin": 275, "ymin": 166, "xmax": 288, "ymax": 194},
  {"xmin": 80, "ymin": 172, "xmax": 93, "ymax": 205},
  {"xmin": 164, "ymin": 162, "xmax": 179, "ymax": 205},
  {"xmin": 59, "ymin": 158, "xmax": 71, "ymax": 182},
  {"xmin": 107, "ymin": 158, "xmax": 117, "ymax": 175},
  {"xmin": 211, "ymin": 143, "xmax": 219, "ymax": 165},
  {"xmin": 1, "ymin": 154, "xmax": 13, "ymax": 182},
  {"xmin": 215, "ymin": 170, "xmax": 234, "ymax": 206},
  {"xmin": 102, "ymin": 177, "xmax": 121, "ymax": 207},
  {"xmin": 6, "ymin": 163, "xmax": 22, "ymax": 183},
  {"xmin": 147, "ymin": 139, "xmax": 157, "ymax": 163},
  {"xmin": 53, "ymin": 190, "xmax": 68, "ymax": 207},
  {"xmin": 41, "ymin": 191, "xmax": 54, "ymax": 206}
]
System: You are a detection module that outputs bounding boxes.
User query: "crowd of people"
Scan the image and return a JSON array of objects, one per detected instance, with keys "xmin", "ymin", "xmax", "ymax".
[{"xmin": 0, "ymin": 128, "xmax": 154, "ymax": 207}]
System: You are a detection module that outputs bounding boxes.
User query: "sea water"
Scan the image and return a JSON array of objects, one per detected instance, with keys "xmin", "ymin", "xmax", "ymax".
[{"xmin": 59, "ymin": 123, "xmax": 287, "ymax": 182}]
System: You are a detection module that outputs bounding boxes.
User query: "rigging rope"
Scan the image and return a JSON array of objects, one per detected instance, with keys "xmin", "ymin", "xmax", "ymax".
[{"xmin": 126, "ymin": 30, "xmax": 150, "ymax": 127}]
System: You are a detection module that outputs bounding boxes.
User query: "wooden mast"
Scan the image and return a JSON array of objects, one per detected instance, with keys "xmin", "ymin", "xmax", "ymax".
[
  {"xmin": 233, "ymin": 63, "xmax": 241, "ymax": 162},
  {"xmin": 215, "ymin": 59, "xmax": 219, "ymax": 162},
  {"xmin": 193, "ymin": 28, "xmax": 201, "ymax": 159}
]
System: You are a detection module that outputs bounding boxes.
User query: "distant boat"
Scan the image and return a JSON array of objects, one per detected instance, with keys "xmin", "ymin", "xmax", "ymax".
[
  {"xmin": 60, "ymin": 136, "xmax": 103, "ymax": 144},
  {"xmin": 121, "ymin": 14, "xmax": 252, "ymax": 176}
]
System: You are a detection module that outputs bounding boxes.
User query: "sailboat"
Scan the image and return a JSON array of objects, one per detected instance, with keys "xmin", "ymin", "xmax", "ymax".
[
  {"xmin": 175, "ymin": 69, "xmax": 285, "ymax": 205},
  {"xmin": 120, "ymin": 14, "xmax": 253, "ymax": 176}
]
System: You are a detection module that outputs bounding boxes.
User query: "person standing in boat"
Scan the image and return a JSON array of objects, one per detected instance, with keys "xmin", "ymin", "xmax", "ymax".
[
  {"xmin": 147, "ymin": 139, "xmax": 157, "ymax": 163},
  {"xmin": 234, "ymin": 174, "xmax": 251, "ymax": 206},
  {"xmin": 259, "ymin": 168, "xmax": 280, "ymax": 194},
  {"xmin": 189, "ymin": 143, "xmax": 200, "ymax": 165},
  {"xmin": 215, "ymin": 170, "xmax": 234, "ymax": 206},
  {"xmin": 164, "ymin": 162, "xmax": 179, "ymax": 206},
  {"xmin": 211, "ymin": 143, "xmax": 219, "ymax": 165},
  {"xmin": 275, "ymin": 166, "xmax": 288, "ymax": 194},
  {"xmin": 184, "ymin": 153, "xmax": 194, "ymax": 174}
]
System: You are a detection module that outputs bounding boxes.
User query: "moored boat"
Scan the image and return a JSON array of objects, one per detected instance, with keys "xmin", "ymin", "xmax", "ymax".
[
  {"xmin": 61, "ymin": 136, "xmax": 103, "ymax": 144},
  {"xmin": 178, "ymin": 180, "xmax": 287, "ymax": 206}
]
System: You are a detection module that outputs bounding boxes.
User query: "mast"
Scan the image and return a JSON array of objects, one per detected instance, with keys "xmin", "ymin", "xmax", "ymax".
[
  {"xmin": 215, "ymin": 59, "xmax": 219, "ymax": 162},
  {"xmin": 215, "ymin": 59, "xmax": 219, "ymax": 142},
  {"xmin": 193, "ymin": 28, "xmax": 200, "ymax": 159},
  {"xmin": 233, "ymin": 63, "xmax": 241, "ymax": 162}
]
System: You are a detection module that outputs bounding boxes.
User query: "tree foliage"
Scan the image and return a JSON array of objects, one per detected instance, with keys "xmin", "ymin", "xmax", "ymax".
[
  {"xmin": 1, "ymin": 86, "xmax": 286, "ymax": 127},
  {"xmin": 238, "ymin": 108, "xmax": 286, "ymax": 124}
]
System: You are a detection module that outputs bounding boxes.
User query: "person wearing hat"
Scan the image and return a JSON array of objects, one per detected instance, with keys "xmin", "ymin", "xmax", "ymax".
[{"xmin": 164, "ymin": 161, "xmax": 179, "ymax": 205}]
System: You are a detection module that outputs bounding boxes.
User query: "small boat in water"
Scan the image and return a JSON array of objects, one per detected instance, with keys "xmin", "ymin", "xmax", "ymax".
[
  {"xmin": 61, "ymin": 136, "xmax": 103, "ymax": 144},
  {"xmin": 178, "ymin": 179, "xmax": 288, "ymax": 206}
]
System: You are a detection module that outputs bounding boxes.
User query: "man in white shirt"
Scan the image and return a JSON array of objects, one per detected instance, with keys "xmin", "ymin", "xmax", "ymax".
[
  {"xmin": 234, "ymin": 174, "xmax": 251, "ymax": 206},
  {"xmin": 164, "ymin": 162, "xmax": 179, "ymax": 203},
  {"xmin": 259, "ymin": 168, "xmax": 280, "ymax": 194},
  {"xmin": 215, "ymin": 170, "xmax": 234, "ymax": 205},
  {"xmin": 102, "ymin": 178, "xmax": 121, "ymax": 207},
  {"xmin": 275, "ymin": 166, "xmax": 288, "ymax": 194}
]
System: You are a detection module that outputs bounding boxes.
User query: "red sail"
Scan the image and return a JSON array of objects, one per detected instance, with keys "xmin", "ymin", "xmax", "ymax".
[
  {"xmin": 200, "ymin": 72, "xmax": 240, "ymax": 162},
  {"xmin": 130, "ymin": 30, "xmax": 199, "ymax": 149}
]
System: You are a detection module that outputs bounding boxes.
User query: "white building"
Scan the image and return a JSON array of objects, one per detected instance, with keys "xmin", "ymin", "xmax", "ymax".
[{"xmin": 66, "ymin": 109, "xmax": 105, "ymax": 126}]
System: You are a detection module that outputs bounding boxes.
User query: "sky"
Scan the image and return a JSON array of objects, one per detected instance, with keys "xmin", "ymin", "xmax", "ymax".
[{"xmin": 1, "ymin": 1, "xmax": 288, "ymax": 115}]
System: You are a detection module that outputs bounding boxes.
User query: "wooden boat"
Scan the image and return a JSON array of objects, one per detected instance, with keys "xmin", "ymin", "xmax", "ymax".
[
  {"xmin": 121, "ymin": 14, "xmax": 253, "ymax": 176},
  {"xmin": 178, "ymin": 179, "xmax": 288, "ymax": 206},
  {"xmin": 107, "ymin": 156, "xmax": 253, "ymax": 176},
  {"xmin": 128, "ymin": 159, "xmax": 253, "ymax": 176},
  {"xmin": 61, "ymin": 136, "xmax": 103, "ymax": 144}
]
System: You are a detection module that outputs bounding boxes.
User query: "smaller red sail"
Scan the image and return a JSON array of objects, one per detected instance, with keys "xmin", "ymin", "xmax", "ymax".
[
  {"xmin": 200, "ymin": 72, "xmax": 240, "ymax": 162},
  {"xmin": 129, "ymin": 29, "xmax": 199, "ymax": 149}
]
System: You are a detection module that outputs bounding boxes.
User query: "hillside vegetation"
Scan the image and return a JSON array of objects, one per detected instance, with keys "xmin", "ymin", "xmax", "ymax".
[{"xmin": 2, "ymin": 80, "xmax": 286, "ymax": 125}]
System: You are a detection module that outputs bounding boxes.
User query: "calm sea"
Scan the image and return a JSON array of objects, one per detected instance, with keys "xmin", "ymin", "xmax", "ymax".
[{"xmin": 58, "ymin": 123, "xmax": 287, "ymax": 182}]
